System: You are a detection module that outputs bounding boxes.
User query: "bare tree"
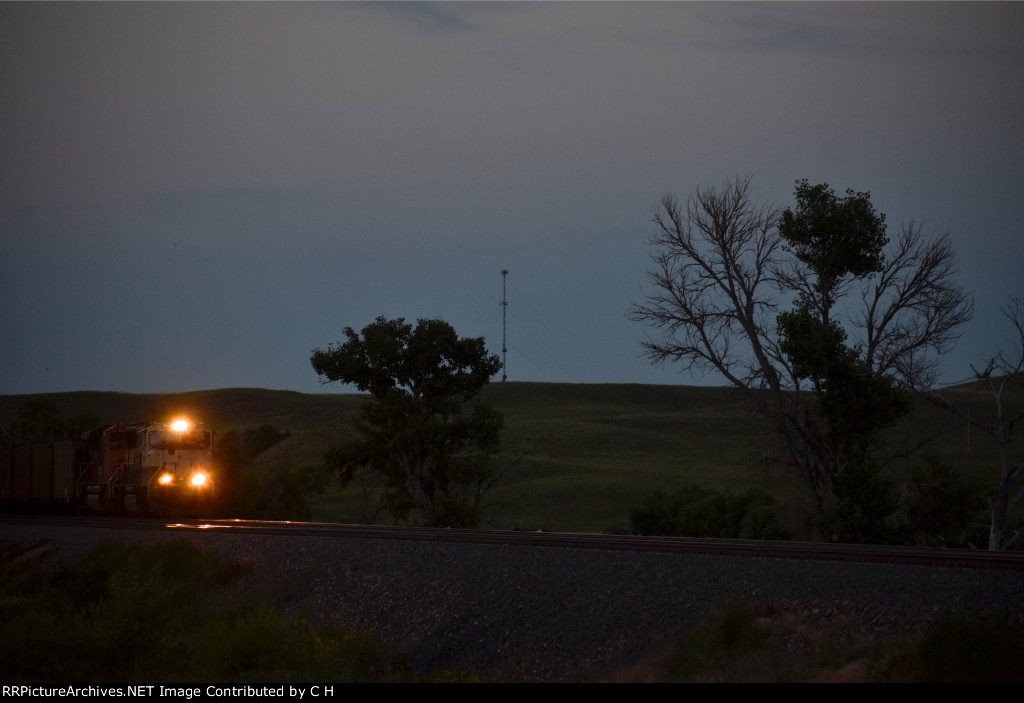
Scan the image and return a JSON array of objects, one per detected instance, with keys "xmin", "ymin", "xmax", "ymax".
[
  {"xmin": 923, "ymin": 300, "xmax": 1024, "ymax": 550},
  {"xmin": 631, "ymin": 175, "xmax": 788, "ymax": 391},
  {"xmin": 631, "ymin": 176, "xmax": 973, "ymax": 539},
  {"xmin": 630, "ymin": 176, "xmax": 831, "ymax": 533},
  {"xmin": 861, "ymin": 221, "xmax": 973, "ymax": 388}
]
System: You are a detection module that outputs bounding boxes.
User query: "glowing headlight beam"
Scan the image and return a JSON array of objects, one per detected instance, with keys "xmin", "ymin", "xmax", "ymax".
[{"xmin": 170, "ymin": 418, "xmax": 191, "ymax": 433}]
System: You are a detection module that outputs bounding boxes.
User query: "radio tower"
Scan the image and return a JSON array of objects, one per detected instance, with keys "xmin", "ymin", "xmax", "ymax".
[{"xmin": 500, "ymin": 269, "xmax": 508, "ymax": 382}]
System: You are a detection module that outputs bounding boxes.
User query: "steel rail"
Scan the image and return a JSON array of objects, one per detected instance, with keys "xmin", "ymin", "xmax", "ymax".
[{"xmin": 3, "ymin": 514, "xmax": 1023, "ymax": 570}]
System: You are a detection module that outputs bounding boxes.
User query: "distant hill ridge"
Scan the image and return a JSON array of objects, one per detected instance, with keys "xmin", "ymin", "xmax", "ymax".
[
  {"xmin": 0, "ymin": 383, "xmax": 741, "ymax": 433},
  {"xmin": 0, "ymin": 381, "xmax": 1015, "ymax": 532}
]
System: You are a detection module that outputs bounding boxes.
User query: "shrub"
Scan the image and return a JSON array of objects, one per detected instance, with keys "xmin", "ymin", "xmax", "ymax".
[
  {"xmin": 669, "ymin": 602, "xmax": 767, "ymax": 680},
  {"xmin": 903, "ymin": 452, "xmax": 981, "ymax": 546},
  {"xmin": 629, "ymin": 485, "xmax": 789, "ymax": 539},
  {"xmin": 0, "ymin": 539, "xmax": 422, "ymax": 682},
  {"xmin": 915, "ymin": 610, "xmax": 1024, "ymax": 682}
]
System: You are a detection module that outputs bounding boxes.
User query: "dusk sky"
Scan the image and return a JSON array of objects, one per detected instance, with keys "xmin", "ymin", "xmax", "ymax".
[{"xmin": 2, "ymin": 2, "xmax": 1022, "ymax": 396}]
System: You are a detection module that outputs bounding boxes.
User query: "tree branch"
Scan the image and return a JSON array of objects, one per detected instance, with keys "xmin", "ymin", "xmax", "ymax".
[{"xmin": 861, "ymin": 222, "xmax": 973, "ymax": 387}]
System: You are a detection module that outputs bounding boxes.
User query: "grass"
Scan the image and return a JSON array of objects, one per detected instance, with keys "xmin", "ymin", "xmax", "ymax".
[
  {"xmin": 0, "ymin": 538, "xmax": 465, "ymax": 683},
  {"xmin": 473, "ymin": 383, "xmax": 776, "ymax": 531},
  {"xmin": 4, "ymin": 382, "xmax": 1020, "ymax": 681},
  {"xmin": 596, "ymin": 602, "xmax": 1024, "ymax": 682},
  {"xmin": 6, "ymin": 538, "xmax": 1020, "ymax": 682},
  {"xmin": 2, "ymin": 379, "xmax": 1020, "ymax": 535}
]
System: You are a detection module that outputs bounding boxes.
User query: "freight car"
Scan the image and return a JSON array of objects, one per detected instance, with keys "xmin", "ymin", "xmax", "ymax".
[{"xmin": 0, "ymin": 418, "xmax": 214, "ymax": 516}]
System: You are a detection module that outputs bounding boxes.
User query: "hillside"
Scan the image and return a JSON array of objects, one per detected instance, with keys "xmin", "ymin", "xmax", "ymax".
[
  {"xmin": 0, "ymin": 388, "xmax": 363, "ymax": 433},
  {"xmin": 0, "ymin": 381, "xmax": 1016, "ymax": 533}
]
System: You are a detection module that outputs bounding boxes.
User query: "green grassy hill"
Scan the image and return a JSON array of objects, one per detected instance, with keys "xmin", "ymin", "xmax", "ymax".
[
  {"xmin": 475, "ymin": 383, "xmax": 774, "ymax": 531},
  {"xmin": 1, "ymin": 380, "xmax": 1017, "ymax": 533}
]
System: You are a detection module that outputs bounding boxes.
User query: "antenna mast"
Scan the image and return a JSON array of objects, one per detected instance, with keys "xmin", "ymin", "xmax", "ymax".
[{"xmin": 500, "ymin": 269, "xmax": 508, "ymax": 381}]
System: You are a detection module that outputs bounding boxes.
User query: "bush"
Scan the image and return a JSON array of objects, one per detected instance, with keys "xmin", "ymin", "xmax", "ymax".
[
  {"xmin": 669, "ymin": 602, "xmax": 767, "ymax": 680},
  {"xmin": 915, "ymin": 610, "xmax": 1024, "ymax": 682},
  {"xmin": 0, "ymin": 539, "xmax": 423, "ymax": 682},
  {"xmin": 630, "ymin": 485, "xmax": 789, "ymax": 539},
  {"xmin": 215, "ymin": 425, "xmax": 322, "ymax": 520},
  {"xmin": 903, "ymin": 453, "xmax": 980, "ymax": 547}
]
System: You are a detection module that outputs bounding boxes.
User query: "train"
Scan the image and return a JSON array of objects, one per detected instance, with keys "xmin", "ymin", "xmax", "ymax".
[{"xmin": 0, "ymin": 418, "xmax": 215, "ymax": 516}]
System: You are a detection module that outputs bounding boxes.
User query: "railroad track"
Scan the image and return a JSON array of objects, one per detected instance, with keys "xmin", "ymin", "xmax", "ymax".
[{"xmin": 3, "ymin": 514, "xmax": 1022, "ymax": 570}]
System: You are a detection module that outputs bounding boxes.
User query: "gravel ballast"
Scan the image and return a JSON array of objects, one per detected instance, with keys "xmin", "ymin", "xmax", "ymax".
[{"xmin": 3, "ymin": 523, "xmax": 1023, "ymax": 681}]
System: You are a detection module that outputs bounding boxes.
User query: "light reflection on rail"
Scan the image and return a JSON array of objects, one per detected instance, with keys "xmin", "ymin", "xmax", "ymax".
[
  {"xmin": 166, "ymin": 523, "xmax": 228, "ymax": 529},
  {"xmin": 4, "ymin": 515, "xmax": 1023, "ymax": 570},
  {"xmin": 164, "ymin": 519, "xmax": 326, "ymax": 531}
]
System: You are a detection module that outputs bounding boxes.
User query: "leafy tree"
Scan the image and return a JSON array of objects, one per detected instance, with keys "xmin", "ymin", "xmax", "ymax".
[
  {"xmin": 214, "ymin": 425, "xmax": 301, "ymax": 519},
  {"xmin": 778, "ymin": 180, "xmax": 888, "ymax": 326},
  {"xmin": 212, "ymin": 429, "xmax": 247, "ymax": 515},
  {"xmin": 311, "ymin": 316, "xmax": 504, "ymax": 527},
  {"xmin": 3, "ymin": 399, "xmax": 100, "ymax": 445},
  {"xmin": 3, "ymin": 399, "xmax": 64, "ymax": 445},
  {"xmin": 776, "ymin": 182, "xmax": 914, "ymax": 539},
  {"xmin": 240, "ymin": 424, "xmax": 293, "ymax": 460},
  {"xmin": 631, "ymin": 176, "xmax": 971, "ymax": 539}
]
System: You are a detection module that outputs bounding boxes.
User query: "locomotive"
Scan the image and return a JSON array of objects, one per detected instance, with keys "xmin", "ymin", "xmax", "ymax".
[{"xmin": 1, "ymin": 418, "xmax": 215, "ymax": 516}]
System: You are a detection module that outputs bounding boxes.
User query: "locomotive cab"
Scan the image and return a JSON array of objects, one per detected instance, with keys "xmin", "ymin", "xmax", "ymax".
[
  {"xmin": 77, "ymin": 418, "xmax": 214, "ymax": 516},
  {"xmin": 144, "ymin": 419, "xmax": 215, "ymax": 515}
]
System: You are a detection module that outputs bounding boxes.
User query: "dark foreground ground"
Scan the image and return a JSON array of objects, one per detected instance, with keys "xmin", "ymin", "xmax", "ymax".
[{"xmin": 3, "ymin": 522, "xmax": 1022, "ymax": 681}]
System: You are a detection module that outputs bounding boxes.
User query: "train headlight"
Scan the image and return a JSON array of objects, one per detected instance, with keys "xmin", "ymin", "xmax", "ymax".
[
  {"xmin": 190, "ymin": 471, "xmax": 209, "ymax": 488},
  {"xmin": 171, "ymin": 418, "xmax": 191, "ymax": 433},
  {"xmin": 158, "ymin": 472, "xmax": 175, "ymax": 486}
]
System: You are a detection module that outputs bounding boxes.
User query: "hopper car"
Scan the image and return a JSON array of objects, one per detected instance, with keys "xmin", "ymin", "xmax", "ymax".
[{"xmin": 0, "ymin": 418, "xmax": 214, "ymax": 516}]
